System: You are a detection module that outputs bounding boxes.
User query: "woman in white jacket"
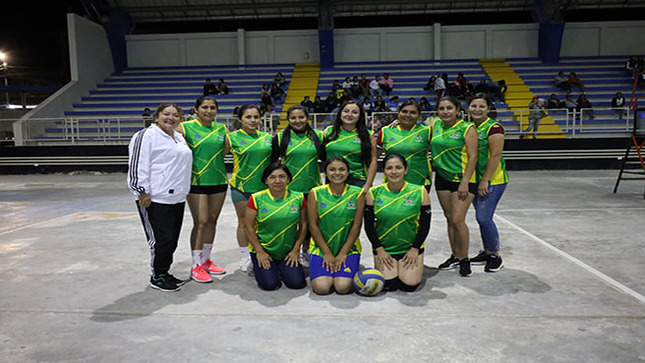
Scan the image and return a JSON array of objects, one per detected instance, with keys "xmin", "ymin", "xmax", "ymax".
[{"xmin": 128, "ymin": 103, "xmax": 193, "ymax": 292}]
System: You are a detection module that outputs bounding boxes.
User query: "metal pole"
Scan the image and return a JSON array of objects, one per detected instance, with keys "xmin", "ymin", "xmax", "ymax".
[{"xmin": 3, "ymin": 67, "xmax": 8, "ymax": 107}]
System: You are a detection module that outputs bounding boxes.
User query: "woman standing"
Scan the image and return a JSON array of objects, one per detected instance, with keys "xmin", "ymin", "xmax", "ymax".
[
  {"xmin": 227, "ymin": 105, "xmax": 273, "ymax": 272},
  {"xmin": 431, "ymin": 96, "xmax": 478, "ymax": 277},
  {"xmin": 308, "ymin": 157, "xmax": 365, "ymax": 295},
  {"xmin": 376, "ymin": 100, "xmax": 432, "ymax": 189},
  {"xmin": 128, "ymin": 104, "xmax": 192, "ymax": 292},
  {"xmin": 323, "ymin": 100, "xmax": 377, "ymax": 191},
  {"xmin": 364, "ymin": 154, "xmax": 431, "ymax": 292},
  {"xmin": 179, "ymin": 96, "xmax": 228, "ymax": 283},
  {"xmin": 244, "ymin": 163, "xmax": 308, "ymax": 291},
  {"xmin": 467, "ymin": 94, "xmax": 508, "ymax": 272}
]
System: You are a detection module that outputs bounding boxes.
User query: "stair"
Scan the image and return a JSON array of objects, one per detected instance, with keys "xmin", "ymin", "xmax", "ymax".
[
  {"xmin": 479, "ymin": 59, "xmax": 564, "ymax": 139},
  {"xmin": 278, "ymin": 63, "xmax": 320, "ymax": 130}
]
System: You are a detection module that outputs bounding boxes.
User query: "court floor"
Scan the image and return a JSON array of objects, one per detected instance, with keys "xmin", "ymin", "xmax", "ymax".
[{"xmin": 1, "ymin": 170, "xmax": 644, "ymax": 362}]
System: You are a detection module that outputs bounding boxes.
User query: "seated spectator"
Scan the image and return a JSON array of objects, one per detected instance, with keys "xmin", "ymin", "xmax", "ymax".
[
  {"xmin": 300, "ymin": 95, "xmax": 314, "ymax": 113},
  {"xmin": 554, "ymin": 71, "xmax": 571, "ymax": 92},
  {"xmin": 342, "ymin": 76, "xmax": 352, "ymax": 96},
  {"xmin": 379, "ymin": 73, "xmax": 394, "ymax": 96},
  {"xmin": 547, "ymin": 93, "xmax": 564, "ymax": 109},
  {"xmin": 350, "ymin": 76, "xmax": 361, "ymax": 98},
  {"xmin": 324, "ymin": 92, "xmax": 339, "ymax": 113},
  {"xmin": 362, "ymin": 97, "xmax": 374, "ymax": 115},
  {"xmin": 423, "ymin": 76, "xmax": 436, "ymax": 91},
  {"xmin": 359, "ymin": 74, "xmax": 371, "ymax": 97},
  {"xmin": 568, "ymin": 72, "xmax": 586, "ymax": 93},
  {"xmin": 203, "ymin": 78, "xmax": 218, "ymax": 96},
  {"xmin": 576, "ymin": 94, "xmax": 594, "ymax": 119},
  {"xmin": 387, "ymin": 96, "xmax": 400, "ymax": 112},
  {"xmin": 373, "ymin": 95, "xmax": 387, "ymax": 112},
  {"xmin": 271, "ymin": 83, "xmax": 286, "ymax": 105},
  {"xmin": 370, "ymin": 75, "xmax": 383, "ymax": 96},
  {"xmin": 473, "ymin": 79, "xmax": 489, "ymax": 95},
  {"xmin": 185, "ymin": 108, "xmax": 197, "ymax": 121},
  {"xmin": 455, "ymin": 72, "xmax": 472, "ymax": 99},
  {"xmin": 489, "ymin": 80, "xmax": 507, "ymax": 102},
  {"xmin": 488, "ymin": 104, "xmax": 498, "ymax": 120},
  {"xmin": 217, "ymin": 78, "xmax": 229, "ymax": 95},
  {"xmin": 273, "ymin": 72, "xmax": 286, "ymax": 87},
  {"xmin": 434, "ymin": 73, "xmax": 447, "ymax": 99},
  {"xmin": 563, "ymin": 94, "xmax": 577, "ymax": 112},
  {"xmin": 142, "ymin": 107, "xmax": 153, "ymax": 127},
  {"xmin": 261, "ymin": 84, "xmax": 272, "ymax": 106},
  {"xmin": 419, "ymin": 97, "xmax": 431, "ymax": 112},
  {"xmin": 312, "ymin": 96, "xmax": 325, "ymax": 113},
  {"xmin": 331, "ymin": 79, "xmax": 342, "ymax": 94},
  {"xmin": 611, "ymin": 91, "xmax": 626, "ymax": 119}
]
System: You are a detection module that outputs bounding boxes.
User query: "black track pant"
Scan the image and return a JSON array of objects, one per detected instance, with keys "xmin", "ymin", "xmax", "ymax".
[{"xmin": 136, "ymin": 201, "xmax": 185, "ymax": 276}]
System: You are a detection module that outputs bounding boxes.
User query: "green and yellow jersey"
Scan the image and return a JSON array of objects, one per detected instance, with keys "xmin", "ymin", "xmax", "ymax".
[
  {"xmin": 475, "ymin": 118, "xmax": 509, "ymax": 185},
  {"xmin": 430, "ymin": 119, "xmax": 475, "ymax": 183},
  {"xmin": 227, "ymin": 129, "xmax": 272, "ymax": 193},
  {"xmin": 180, "ymin": 120, "xmax": 228, "ymax": 186},
  {"xmin": 277, "ymin": 129, "xmax": 323, "ymax": 193},
  {"xmin": 378, "ymin": 124, "xmax": 432, "ymax": 186}
]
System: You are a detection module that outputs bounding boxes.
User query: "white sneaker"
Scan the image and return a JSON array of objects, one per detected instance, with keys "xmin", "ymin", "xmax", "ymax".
[
  {"xmin": 299, "ymin": 251, "xmax": 309, "ymax": 268},
  {"xmin": 240, "ymin": 255, "xmax": 252, "ymax": 273}
]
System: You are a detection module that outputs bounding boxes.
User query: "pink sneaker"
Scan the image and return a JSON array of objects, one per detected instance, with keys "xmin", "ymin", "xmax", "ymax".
[
  {"xmin": 190, "ymin": 265, "xmax": 213, "ymax": 283},
  {"xmin": 202, "ymin": 260, "xmax": 226, "ymax": 275}
]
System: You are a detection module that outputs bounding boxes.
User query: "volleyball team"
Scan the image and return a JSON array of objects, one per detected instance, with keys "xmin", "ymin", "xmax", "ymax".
[{"xmin": 127, "ymin": 93, "xmax": 509, "ymax": 293}]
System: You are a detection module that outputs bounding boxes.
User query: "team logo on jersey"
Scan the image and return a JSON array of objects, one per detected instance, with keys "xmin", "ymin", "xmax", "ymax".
[
  {"xmin": 353, "ymin": 137, "xmax": 361, "ymax": 143},
  {"xmin": 449, "ymin": 132, "xmax": 460, "ymax": 139},
  {"xmin": 404, "ymin": 197, "xmax": 414, "ymax": 206},
  {"xmin": 241, "ymin": 141, "xmax": 247, "ymax": 145},
  {"xmin": 415, "ymin": 135, "xmax": 423, "ymax": 142},
  {"xmin": 265, "ymin": 138, "xmax": 271, "ymax": 144},
  {"xmin": 346, "ymin": 200, "xmax": 356, "ymax": 210},
  {"xmin": 389, "ymin": 137, "xmax": 395, "ymax": 141},
  {"xmin": 290, "ymin": 205, "xmax": 299, "ymax": 213},
  {"xmin": 194, "ymin": 134, "xmax": 201, "ymax": 139},
  {"xmin": 218, "ymin": 134, "xmax": 224, "ymax": 140},
  {"xmin": 320, "ymin": 202, "xmax": 327, "ymax": 208},
  {"xmin": 261, "ymin": 208, "xmax": 268, "ymax": 213},
  {"xmin": 376, "ymin": 199, "xmax": 384, "ymax": 205},
  {"xmin": 288, "ymin": 141, "xmax": 293, "ymax": 146}
]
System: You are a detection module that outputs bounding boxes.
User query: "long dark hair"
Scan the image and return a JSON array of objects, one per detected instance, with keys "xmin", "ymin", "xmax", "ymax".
[
  {"xmin": 274, "ymin": 105, "xmax": 325, "ymax": 162},
  {"xmin": 324, "ymin": 100, "xmax": 372, "ymax": 167}
]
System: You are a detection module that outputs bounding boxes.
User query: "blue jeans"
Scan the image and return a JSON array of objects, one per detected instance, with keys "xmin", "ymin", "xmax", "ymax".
[
  {"xmin": 250, "ymin": 253, "xmax": 306, "ymax": 291},
  {"xmin": 472, "ymin": 183, "xmax": 507, "ymax": 253}
]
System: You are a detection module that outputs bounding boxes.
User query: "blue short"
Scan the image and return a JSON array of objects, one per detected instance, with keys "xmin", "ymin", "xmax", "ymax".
[{"xmin": 309, "ymin": 253, "xmax": 360, "ymax": 280}]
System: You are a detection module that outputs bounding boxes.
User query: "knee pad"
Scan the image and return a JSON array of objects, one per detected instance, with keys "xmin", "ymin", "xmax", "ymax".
[
  {"xmin": 383, "ymin": 278, "xmax": 399, "ymax": 292},
  {"xmin": 398, "ymin": 281, "xmax": 420, "ymax": 292}
]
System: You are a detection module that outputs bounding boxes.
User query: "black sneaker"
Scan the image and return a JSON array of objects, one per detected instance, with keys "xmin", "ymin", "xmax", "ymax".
[
  {"xmin": 438, "ymin": 254, "xmax": 460, "ymax": 270},
  {"xmin": 150, "ymin": 275, "xmax": 180, "ymax": 292},
  {"xmin": 470, "ymin": 250, "xmax": 489, "ymax": 265},
  {"xmin": 459, "ymin": 258, "xmax": 473, "ymax": 277},
  {"xmin": 485, "ymin": 255, "xmax": 504, "ymax": 272},
  {"xmin": 167, "ymin": 274, "xmax": 186, "ymax": 286}
]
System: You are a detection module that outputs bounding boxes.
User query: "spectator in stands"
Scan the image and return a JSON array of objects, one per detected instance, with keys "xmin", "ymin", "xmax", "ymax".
[
  {"xmin": 611, "ymin": 92, "xmax": 627, "ymax": 119},
  {"xmin": 370, "ymin": 75, "xmax": 383, "ymax": 96},
  {"xmin": 331, "ymin": 79, "xmax": 343, "ymax": 96},
  {"xmin": 273, "ymin": 72, "xmax": 286, "ymax": 87},
  {"xmin": 312, "ymin": 96, "xmax": 325, "ymax": 113},
  {"xmin": 300, "ymin": 95, "xmax": 314, "ymax": 113},
  {"xmin": 388, "ymin": 96, "xmax": 400, "ymax": 112},
  {"xmin": 455, "ymin": 72, "xmax": 472, "ymax": 99},
  {"xmin": 342, "ymin": 77, "xmax": 352, "ymax": 96},
  {"xmin": 203, "ymin": 79, "xmax": 218, "ymax": 96},
  {"xmin": 576, "ymin": 94, "xmax": 594, "ymax": 120},
  {"xmin": 563, "ymin": 94, "xmax": 577, "ymax": 112},
  {"xmin": 489, "ymin": 80, "xmax": 507, "ymax": 102},
  {"xmin": 350, "ymin": 76, "xmax": 361, "ymax": 98},
  {"xmin": 362, "ymin": 97, "xmax": 374, "ymax": 115},
  {"xmin": 568, "ymin": 72, "xmax": 586, "ymax": 93},
  {"xmin": 185, "ymin": 108, "xmax": 197, "ymax": 121},
  {"xmin": 373, "ymin": 95, "xmax": 387, "ymax": 112},
  {"xmin": 473, "ymin": 79, "xmax": 489, "ymax": 95},
  {"xmin": 379, "ymin": 73, "xmax": 394, "ymax": 96},
  {"xmin": 554, "ymin": 71, "xmax": 571, "ymax": 93},
  {"xmin": 419, "ymin": 97, "xmax": 431, "ymax": 112},
  {"xmin": 625, "ymin": 56, "xmax": 643, "ymax": 79},
  {"xmin": 359, "ymin": 73, "xmax": 371, "ymax": 98},
  {"xmin": 271, "ymin": 83, "xmax": 286, "ymax": 105},
  {"xmin": 523, "ymin": 96, "xmax": 546, "ymax": 139},
  {"xmin": 434, "ymin": 73, "xmax": 446, "ymax": 99},
  {"xmin": 142, "ymin": 107, "xmax": 153, "ymax": 127},
  {"xmin": 423, "ymin": 76, "xmax": 436, "ymax": 92},
  {"xmin": 324, "ymin": 92, "xmax": 340, "ymax": 113},
  {"xmin": 260, "ymin": 84, "xmax": 272, "ymax": 107},
  {"xmin": 216, "ymin": 78, "xmax": 229, "ymax": 95},
  {"xmin": 547, "ymin": 94, "xmax": 564, "ymax": 109}
]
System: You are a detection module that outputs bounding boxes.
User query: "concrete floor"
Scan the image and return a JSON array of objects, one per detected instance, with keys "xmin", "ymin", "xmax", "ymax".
[{"xmin": 1, "ymin": 170, "xmax": 644, "ymax": 362}]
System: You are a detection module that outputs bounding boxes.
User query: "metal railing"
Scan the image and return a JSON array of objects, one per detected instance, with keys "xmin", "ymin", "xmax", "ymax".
[{"xmin": 3, "ymin": 106, "xmax": 635, "ymax": 145}]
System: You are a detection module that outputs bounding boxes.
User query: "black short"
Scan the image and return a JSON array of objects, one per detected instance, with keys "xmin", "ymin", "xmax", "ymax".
[
  {"xmin": 434, "ymin": 174, "xmax": 477, "ymax": 195},
  {"xmin": 373, "ymin": 249, "xmax": 425, "ymax": 259},
  {"xmin": 189, "ymin": 184, "xmax": 228, "ymax": 195}
]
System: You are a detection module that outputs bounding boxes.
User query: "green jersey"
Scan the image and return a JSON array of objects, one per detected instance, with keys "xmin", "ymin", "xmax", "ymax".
[
  {"xmin": 430, "ymin": 119, "xmax": 474, "ymax": 182},
  {"xmin": 247, "ymin": 189, "xmax": 305, "ymax": 260},
  {"xmin": 378, "ymin": 124, "xmax": 432, "ymax": 186},
  {"xmin": 475, "ymin": 118, "xmax": 509, "ymax": 185},
  {"xmin": 324, "ymin": 126, "xmax": 372, "ymax": 181},
  {"xmin": 369, "ymin": 182, "xmax": 426, "ymax": 254},
  {"xmin": 227, "ymin": 130, "xmax": 272, "ymax": 193},
  {"xmin": 277, "ymin": 129, "xmax": 323, "ymax": 193},
  {"xmin": 181, "ymin": 120, "xmax": 228, "ymax": 186},
  {"xmin": 309, "ymin": 184, "xmax": 362, "ymax": 257}
]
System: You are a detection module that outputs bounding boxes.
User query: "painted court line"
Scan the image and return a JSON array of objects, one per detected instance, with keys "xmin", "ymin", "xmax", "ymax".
[
  {"xmin": 496, "ymin": 214, "xmax": 645, "ymax": 305},
  {"xmin": 497, "ymin": 207, "xmax": 645, "ymax": 213},
  {"xmin": 0, "ymin": 212, "xmax": 82, "ymax": 237}
]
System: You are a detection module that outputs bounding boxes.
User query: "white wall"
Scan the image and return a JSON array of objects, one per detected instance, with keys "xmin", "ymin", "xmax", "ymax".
[{"xmin": 125, "ymin": 20, "xmax": 645, "ymax": 68}]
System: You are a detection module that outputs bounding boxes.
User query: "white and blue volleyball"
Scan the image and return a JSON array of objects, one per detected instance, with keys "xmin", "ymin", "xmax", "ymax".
[{"xmin": 353, "ymin": 268, "xmax": 385, "ymax": 296}]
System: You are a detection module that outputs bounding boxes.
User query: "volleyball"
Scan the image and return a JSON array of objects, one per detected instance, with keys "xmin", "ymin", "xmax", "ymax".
[{"xmin": 353, "ymin": 268, "xmax": 385, "ymax": 296}]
